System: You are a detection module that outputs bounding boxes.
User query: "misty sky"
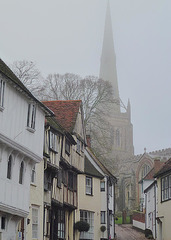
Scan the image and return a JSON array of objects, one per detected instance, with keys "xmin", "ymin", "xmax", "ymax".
[{"xmin": 1, "ymin": 0, "xmax": 171, "ymax": 155}]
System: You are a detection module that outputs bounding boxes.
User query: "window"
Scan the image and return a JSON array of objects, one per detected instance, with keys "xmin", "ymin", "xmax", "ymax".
[
  {"xmin": 101, "ymin": 211, "xmax": 106, "ymax": 224},
  {"xmin": 31, "ymin": 165, "xmax": 36, "ymax": 184},
  {"xmin": 109, "ymin": 185, "xmax": 112, "ymax": 196},
  {"xmin": 80, "ymin": 210, "xmax": 94, "ymax": 239},
  {"xmin": 19, "ymin": 161, "xmax": 24, "ymax": 184},
  {"xmin": 1, "ymin": 216, "xmax": 5, "ymax": 230},
  {"xmin": 27, "ymin": 103, "xmax": 36, "ymax": 130},
  {"xmin": 81, "ymin": 142, "xmax": 84, "ymax": 152},
  {"xmin": 55, "ymin": 210, "xmax": 65, "ymax": 239},
  {"xmin": 77, "ymin": 139, "xmax": 80, "ymax": 153},
  {"xmin": 116, "ymin": 129, "xmax": 120, "ymax": 146},
  {"xmin": 141, "ymin": 164, "xmax": 151, "ymax": 179},
  {"xmin": 44, "ymin": 171, "xmax": 51, "ymax": 191},
  {"xmin": 32, "ymin": 207, "xmax": 39, "ymax": 239},
  {"xmin": 100, "ymin": 181, "xmax": 105, "ymax": 192},
  {"xmin": 161, "ymin": 175, "xmax": 171, "ymax": 201},
  {"xmin": 7, "ymin": 155, "xmax": 12, "ymax": 179},
  {"xmin": 57, "ymin": 168, "xmax": 62, "ymax": 188},
  {"xmin": 86, "ymin": 176, "xmax": 92, "ymax": 195},
  {"xmin": 49, "ymin": 131, "xmax": 58, "ymax": 152},
  {"xmin": 0, "ymin": 79, "xmax": 5, "ymax": 109},
  {"xmin": 65, "ymin": 139, "xmax": 70, "ymax": 155}
]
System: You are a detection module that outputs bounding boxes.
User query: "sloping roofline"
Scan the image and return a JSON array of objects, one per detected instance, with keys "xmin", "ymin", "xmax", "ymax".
[{"xmin": 0, "ymin": 58, "xmax": 53, "ymax": 117}]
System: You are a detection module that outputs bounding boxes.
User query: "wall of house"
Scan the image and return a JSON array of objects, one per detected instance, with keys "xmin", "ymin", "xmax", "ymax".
[
  {"xmin": 0, "ymin": 77, "xmax": 45, "ymax": 161},
  {"xmin": 76, "ymin": 174, "xmax": 101, "ymax": 240},
  {"xmin": 157, "ymin": 177, "xmax": 171, "ymax": 240},
  {"xmin": 26, "ymin": 161, "xmax": 44, "ymax": 240},
  {"xmin": 145, "ymin": 184, "xmax": 156, "ymax": 239},
  {"xmin": 0, "ymin": 148, "xmax": 32, "ymax": 215}
]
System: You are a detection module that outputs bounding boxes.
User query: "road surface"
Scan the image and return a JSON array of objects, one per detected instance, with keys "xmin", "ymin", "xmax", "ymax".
[{"xmin": 115, "ymin": 224, "xmax": 147, "ymax": 240}]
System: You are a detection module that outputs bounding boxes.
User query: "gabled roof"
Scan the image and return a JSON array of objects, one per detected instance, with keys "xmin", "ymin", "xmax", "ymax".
[
  {"xmin": 42, "ymin": 100, "xmax": 82, "ymax": 133},
  {"xmin": 154, "ymin": 158, "xmax": 171, "ymax": 178},
  {"xmin": 85, "ymin": 156, "xmax": 104, "ymax": 179},
  {"xmin": 45, "ymin": 116, "xmax": 76, "ymax": 145},
  {"xmin": 143, "ymin": 160, "xmax": 164, "ymax": 181},
  {"xmin": 85, "ymin": 147, "xmax": 117, "ymax": 182},
  {"xmin": 0, "ymin": 58, "xmax": 53, "ymax": 116}
]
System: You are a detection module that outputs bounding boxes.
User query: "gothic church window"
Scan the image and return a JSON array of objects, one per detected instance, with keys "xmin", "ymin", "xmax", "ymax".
[{"xmin": 141, "ymin": 164, "xmax": 151, "ymax": 179}]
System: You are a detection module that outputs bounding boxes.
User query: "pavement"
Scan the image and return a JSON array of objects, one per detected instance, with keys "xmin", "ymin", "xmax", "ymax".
[{"xmin": 115, "ymin": 224, "xmax": 147, "ymax": 240}]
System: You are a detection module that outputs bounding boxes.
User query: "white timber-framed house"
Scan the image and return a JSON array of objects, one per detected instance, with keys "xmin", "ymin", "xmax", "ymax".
[{"xmin": 0, "ymin": 58, "xmax": 53, "ymax": 240}]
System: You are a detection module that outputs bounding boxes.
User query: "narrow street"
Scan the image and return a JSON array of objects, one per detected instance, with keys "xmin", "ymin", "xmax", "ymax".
[{"xmin": 115, "ymin": 224, "xmax": 147, "ymax": 240}]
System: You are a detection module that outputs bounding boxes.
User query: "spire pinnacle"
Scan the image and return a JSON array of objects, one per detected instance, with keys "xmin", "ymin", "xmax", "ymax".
[{"xmin": 99, "ymin": 0, "xmax": 120, "ymax": 112}]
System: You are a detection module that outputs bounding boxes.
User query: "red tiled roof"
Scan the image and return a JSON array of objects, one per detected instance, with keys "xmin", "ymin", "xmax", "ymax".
[
  {"xmin": 42, "ymin": 100, "xmax": 82, "ymax": 132},
  {"xmin": 154, "ymin": 158, "xmax": 171, "ymax": 178}
]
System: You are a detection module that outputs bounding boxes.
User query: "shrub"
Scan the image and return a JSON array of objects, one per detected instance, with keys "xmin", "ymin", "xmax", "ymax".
[
  {"xmin": 74, "ymin": 221, "xmax": 90, "ymax": 232},
  {"xmin": 100, "ymin": 225, "xmax": 106, "ymax": 232}
]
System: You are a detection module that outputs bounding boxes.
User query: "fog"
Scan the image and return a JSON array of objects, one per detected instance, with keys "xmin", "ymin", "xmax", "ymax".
[{"xmin": 1, "ymin": 0, "xmax": 171, "ymax": 154}]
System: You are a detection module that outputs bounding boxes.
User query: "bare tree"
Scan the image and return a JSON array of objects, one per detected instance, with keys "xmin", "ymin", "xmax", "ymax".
[
  {"xmin": 42, "ymin": 73, "xmax": 116, "ymax": 159},
  {"xmin": 9, "ymin": 60, "xmax": 44, "ymax": 98}
]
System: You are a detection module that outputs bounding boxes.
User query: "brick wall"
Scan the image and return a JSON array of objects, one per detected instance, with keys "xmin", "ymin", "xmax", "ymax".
[{"xmin": 133, "ymin": 211, "xmax": 145, "ymax": 223}]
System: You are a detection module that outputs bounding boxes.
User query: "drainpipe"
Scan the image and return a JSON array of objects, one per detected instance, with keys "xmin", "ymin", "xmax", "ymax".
[
  {"xmin": 107, "ymin": 176, "xmax": 109, "ymax": 239},
  {"xmin": 113, "ymin": 181, "xmax": 116, "ymax": 239},
  {"xmin": 154, "ymin": 181, "xmax": 157, "ymax": 239}
]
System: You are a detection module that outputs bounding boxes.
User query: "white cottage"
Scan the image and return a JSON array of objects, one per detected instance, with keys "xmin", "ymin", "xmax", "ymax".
[{"xmin": 0, "ymin": 59, "xmax": 53, "ymax": 240}]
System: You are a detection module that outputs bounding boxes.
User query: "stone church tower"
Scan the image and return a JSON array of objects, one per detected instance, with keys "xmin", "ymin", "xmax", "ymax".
[{"xmin": 100, "ymin": 2, "xmax": 134, "ymax": 162}]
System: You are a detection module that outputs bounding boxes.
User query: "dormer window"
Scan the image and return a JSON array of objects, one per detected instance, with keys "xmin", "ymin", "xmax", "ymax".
[
  {"xmin": 49, "ymin": 131, "xmax": 58, "ymax": 152},
  {"xmin": 0, "ymin": 79, "xmax": 5, "ymax": 110},
  {"xmin": 27, "ymin": 103, "xmax": 36, "ymax": 131}
]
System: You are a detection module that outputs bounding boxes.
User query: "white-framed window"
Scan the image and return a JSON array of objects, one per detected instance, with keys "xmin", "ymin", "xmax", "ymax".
[
  {"xmin": 101, "ymin": 211, "xmax": 106, "ymax": 224},
  {"xmin": 7, "ymin": 155, "xmax": 12, "ymax": 179},
  {"xmin": 0, "ymin": 79, "xmax": 5, "ymax": 109},
  {"xmin": 19, "ymin": 161, "xmax": 24, "ymax": 184},
  {"xmin": 80, "ymin": 210, "xmax": 94, "ymax": 239},
  {"xmin": 27, "ymin": 103, "xmax": 36, "ymax": 130},
  {"xmin": 32, "ymin": 206, "xmax": 39, "ymax": 239},
  {"xmin": 86, "ymin": 176, "xmax": 92, "ymax": 195},
  {"xmin": 49, "ymin": 131, "xmax": 58, "ymax": 152},
  {"xmin": 100, "ymin": 181, "xmax": 105, "ymax": 192},
  {"xmin": 31, "ymin": 165, "xmax": 36, "ymax": 184},
  {"xmin": 161, "ymin": 174, "xmax": 171, "ymax": 201}
]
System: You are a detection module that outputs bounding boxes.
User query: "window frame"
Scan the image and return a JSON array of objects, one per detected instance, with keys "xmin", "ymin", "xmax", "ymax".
[
  {"xmin": 100, "ymin": 181, "xmax": 105, "ymax": 192},
  {"xmin": 27, "ymin": 103, "xmax": 36, "ymax": 132},
  {"xmin": 49, "ymin": 131, "xmax": 58, "ymax": 153},
  {"xmin": 161, "ymin": 174, "xmax": 171, "ymax": 202},
  {"xmin": 31, "ymin": 165, "xmax": 36, "ymax": 184},
  {"xmin": 86, "ymin": 176, "xmax": 93, "ymax": 196},
  {"xmin": 80, "ymin": 210, "xmax": 94, "ymax": 239},
  {"xmin": 101, "ymin": 211, "xmax": 106, "ymax": 224},
  {"xmin": 32, "ymin": 206, "xmax": 39, "ymax": 239}
]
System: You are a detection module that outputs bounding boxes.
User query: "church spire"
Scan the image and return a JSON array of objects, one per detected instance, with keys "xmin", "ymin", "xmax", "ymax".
[{"xmin": 99, "ymin": 0, "xmax": 120, "ymax": 111}]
